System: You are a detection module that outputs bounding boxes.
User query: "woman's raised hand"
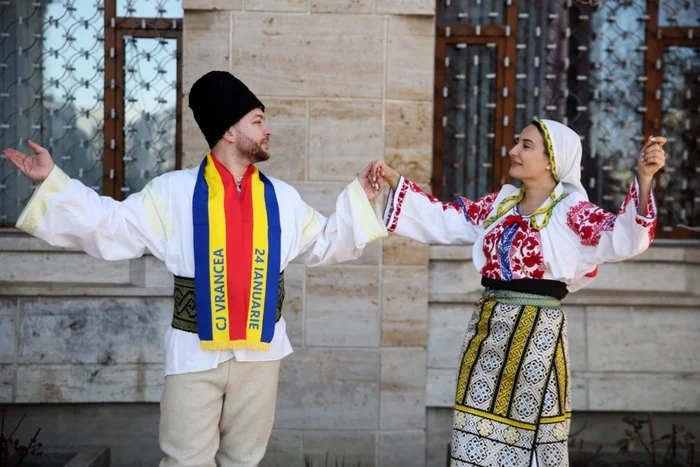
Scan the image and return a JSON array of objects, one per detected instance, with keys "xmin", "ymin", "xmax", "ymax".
[
  {"xmin": 3, "ymin": 140, "xmax": 56, "ymax": 182},
  {"xmin": 637, "ymin": 136, "xmax": 667, "ymax": 181}
]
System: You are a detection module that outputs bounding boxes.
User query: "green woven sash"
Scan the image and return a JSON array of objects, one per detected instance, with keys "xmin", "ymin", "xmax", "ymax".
[
  {"xmin": 172, "ymin": 271, "xmax": 286, "ymax": 333},
  {"xmin": 483, "ymin": 288, "xmax": 561, "ymax": 308}
]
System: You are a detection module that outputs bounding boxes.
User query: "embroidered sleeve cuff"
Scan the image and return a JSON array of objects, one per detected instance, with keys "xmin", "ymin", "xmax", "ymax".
[
  {"xmin": 383, "ymin": 176, "xmax": 407, "ymax": 232},
  {"xmin": 633, "ymin": 176, "xmax": 658, "ymax": 220},
  {"xmin": 348, "ymin": 178, "xmax": 388, "ymax": 243},
  {"xmin": 16, "ymin": 165, "xmax": 70, "ymax": 235}
]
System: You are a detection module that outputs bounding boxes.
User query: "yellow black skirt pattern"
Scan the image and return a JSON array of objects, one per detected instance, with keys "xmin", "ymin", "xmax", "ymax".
[{"xmin": 451, "ymin": 292, "xmax": 571, "ymax": 467}]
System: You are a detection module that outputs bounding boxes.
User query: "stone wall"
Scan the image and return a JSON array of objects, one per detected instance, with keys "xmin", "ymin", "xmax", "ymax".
[
  {"xmin": 0, "ymin": 233, "xmax": 173, "ymax": 405},
  {"xmin": 1, "ymin": 1, "xmax": 699, "ymax": 466}
]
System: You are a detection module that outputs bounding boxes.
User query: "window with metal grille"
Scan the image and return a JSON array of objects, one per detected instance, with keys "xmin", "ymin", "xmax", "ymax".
[
  {"xmin": 434, "ymin": 0, "xmax": 699, "ymax": 240},
  {"xmin": 0, "ymin": 0, "xmax": 183, "ymax": 225}
]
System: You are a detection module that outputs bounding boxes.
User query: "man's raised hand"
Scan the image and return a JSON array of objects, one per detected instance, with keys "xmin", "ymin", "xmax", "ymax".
[{"xmin": 3, "ymin": 140, "xmax": 56, "ymax": 181}]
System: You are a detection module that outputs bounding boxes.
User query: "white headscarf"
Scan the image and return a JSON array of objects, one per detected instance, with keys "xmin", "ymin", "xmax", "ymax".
[{"xmin": 533, "ymin": 118, "xmax": 589, "ymax": 201}]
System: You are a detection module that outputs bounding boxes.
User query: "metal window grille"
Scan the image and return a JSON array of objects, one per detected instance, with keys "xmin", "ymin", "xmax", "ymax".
[{"xmin": 0, "ymin": 0, "xmax": 183, "ymax": 225}]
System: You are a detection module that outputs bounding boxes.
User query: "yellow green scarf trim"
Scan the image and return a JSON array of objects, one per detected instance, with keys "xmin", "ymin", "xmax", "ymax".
[
  {"xmin": 531, "ymin": 118, "xmax": 558, "ymax": 182},
  {"xmin": 483, "ymin": 188, "xmax": 567, "ymax": 230}
]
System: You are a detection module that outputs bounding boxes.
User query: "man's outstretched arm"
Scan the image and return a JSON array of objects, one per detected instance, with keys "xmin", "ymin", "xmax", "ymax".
[
  {"xmin": 292, "ymin": 162, "xmax": 388, "ymax": 267},
  {"xmin": 4, "ymin": 140, "xmax": 170, "ymax": 261}
]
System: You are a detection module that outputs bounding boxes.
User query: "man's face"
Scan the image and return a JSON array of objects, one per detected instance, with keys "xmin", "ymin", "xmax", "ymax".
[{"xmin": 232, "ymin": 108, "xmax": 272, "ymax": 163}]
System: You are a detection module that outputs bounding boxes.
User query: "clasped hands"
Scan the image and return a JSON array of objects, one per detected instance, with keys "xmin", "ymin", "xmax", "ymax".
[{"xmin": 357, "ymin": 161, "xmax": 400, "ymax": 201}]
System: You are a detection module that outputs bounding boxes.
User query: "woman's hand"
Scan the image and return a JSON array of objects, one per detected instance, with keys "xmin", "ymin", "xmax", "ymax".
[
  {"xmin": 370, "ymin": 160, "xmax": 400, "ymax": 191},
  {"xmin": 636, "ymin": 135, "xmax": 666, "ymax": 217},
  {"xmin": 3, "ymin": 140, "xmax": 56, "ymax": 181},
  {"xmin": 358, "ymin": 162, "xmax": 383, "ymax": 201},
  {"xmin": 637, "ymin": 136, "xmax": 667, "ymax": 182}
]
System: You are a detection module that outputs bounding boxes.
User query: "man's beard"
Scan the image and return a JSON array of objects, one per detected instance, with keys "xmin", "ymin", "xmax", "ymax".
[{"xmin": 235, "ymin": 131, "xmax": 269, "ymax": 163}]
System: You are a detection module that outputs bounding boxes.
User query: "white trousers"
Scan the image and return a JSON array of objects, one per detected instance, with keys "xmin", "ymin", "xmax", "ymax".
[{"xmin": 159, "ymin": 359, "xmax": 281, "ymax": 467}]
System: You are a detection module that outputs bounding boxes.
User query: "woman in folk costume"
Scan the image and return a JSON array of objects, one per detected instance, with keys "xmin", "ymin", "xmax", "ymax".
[
  {"xmin": 371, "ymin": 119, "xmax": 665, "ymax": 467},
  {"xmin": 4, "ymin": 71, "xmax": 388, "ymax": 466}
]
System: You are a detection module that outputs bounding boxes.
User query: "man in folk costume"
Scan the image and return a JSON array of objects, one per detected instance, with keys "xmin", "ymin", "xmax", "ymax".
[{"xmin": 4, "ymin": 71, "xmax": 388, "ymax": 466}]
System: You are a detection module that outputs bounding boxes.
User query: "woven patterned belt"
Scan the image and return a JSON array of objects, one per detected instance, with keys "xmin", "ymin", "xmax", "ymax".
[
  {"xmin": 481, "ymin": 288, "xmax": 561, "ymax": 308},
  {"xmin": 172, "ymin": 271, "xmax": 286, "ymax": 333}
]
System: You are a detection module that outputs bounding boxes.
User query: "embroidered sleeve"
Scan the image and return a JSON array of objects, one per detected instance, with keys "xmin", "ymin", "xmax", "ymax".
[
  {"xmin": 382, "ymin": 176, "xmax": 497, "ymax": 245},
  {"xmin": 569, "ymin": 177, "xmax": 657, "ymax": 267},
  {"xmin": 15, "ymin": 165, "xmax": 70, "ymax": 236},
  {"xmin": 566, "ymin": 201, "xmax": 617, "ymax": 247},
  {"xmin": 16, "ymin": 165, "xmax": 171, "ymax": 261},
  {"xmin": 457, "ymin": 192, "xmax": 499, "ymax": 227},
  {"xmin": 295, "ymin": 178, "xmax": 388, "ymax": 267},
  {"xmin": 620, "ymin": 176, "xmax": 658, "ymax": 243}
]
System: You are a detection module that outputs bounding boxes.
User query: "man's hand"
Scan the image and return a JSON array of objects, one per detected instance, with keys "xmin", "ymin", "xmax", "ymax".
[
  {"xmin": 3, "ymin": 140, "xmax": 56, "ymax": 181},
  {"xmin": 358, "ymin": 162, "xmax": 383, "ymax": 201}
]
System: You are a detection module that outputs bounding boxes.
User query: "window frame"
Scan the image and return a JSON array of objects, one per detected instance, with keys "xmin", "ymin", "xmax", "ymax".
[
  {"xmin": 0, "ymin": 0, "xmax": 183, "ymax": 228},
  {"xmin": 103, "ymin": 2, "xmax": 183, "ymax": 201}
]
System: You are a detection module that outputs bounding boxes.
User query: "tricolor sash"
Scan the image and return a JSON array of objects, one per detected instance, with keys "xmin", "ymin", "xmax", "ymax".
[{"xmin": 192, "ymin": 154, "xmax": 281, "ymax": 351}]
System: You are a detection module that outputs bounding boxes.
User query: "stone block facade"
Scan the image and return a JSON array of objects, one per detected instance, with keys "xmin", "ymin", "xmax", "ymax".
[{"xmin": 0, "ymin": 2, "xmax": 698, "ymax": 466}]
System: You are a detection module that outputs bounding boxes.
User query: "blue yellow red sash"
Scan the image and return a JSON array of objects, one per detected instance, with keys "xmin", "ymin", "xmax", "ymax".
[{"xmin": 192, "ymin": 154, "xmax": 281, "ymax": 350}]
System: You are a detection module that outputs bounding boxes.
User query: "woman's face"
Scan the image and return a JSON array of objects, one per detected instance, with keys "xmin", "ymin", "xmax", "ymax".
[{"xmin": 508, "ymin": 124, "xmax": 552, "ymax": 183}]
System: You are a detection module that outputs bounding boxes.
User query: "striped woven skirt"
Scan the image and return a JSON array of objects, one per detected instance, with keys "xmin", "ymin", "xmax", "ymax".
[{"xmin": 451, "ymin": 290, "xmax": 571, "ymax": 467}]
